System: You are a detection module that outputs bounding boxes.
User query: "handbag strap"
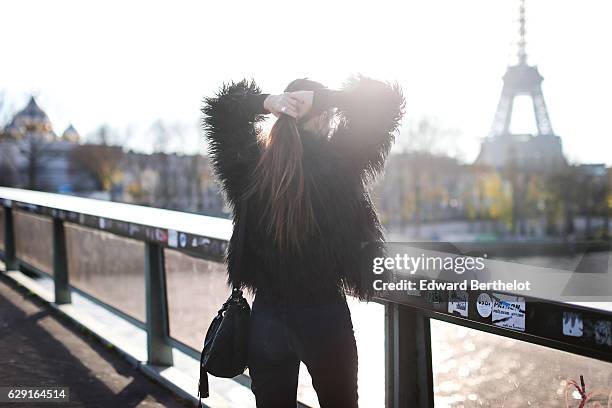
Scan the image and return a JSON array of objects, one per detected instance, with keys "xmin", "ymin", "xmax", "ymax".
[{"xmin": 232, "ymin": 200, "xmax": 248, "ymax": 292}]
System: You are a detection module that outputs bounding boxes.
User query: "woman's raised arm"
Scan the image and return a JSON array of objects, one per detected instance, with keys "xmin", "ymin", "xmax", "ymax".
[
  {"xmin": 201, "ymin": 79, "xmax": 268, "ymax": 205},
  {"xmin": 315, "ymin": 76, "xmax": 405, "ymax": 180}
]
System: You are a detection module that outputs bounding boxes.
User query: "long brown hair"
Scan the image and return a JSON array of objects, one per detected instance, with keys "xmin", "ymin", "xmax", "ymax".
[{"xmin": 244, "ymin": 79, "xmax": 328, "ymax": 252}]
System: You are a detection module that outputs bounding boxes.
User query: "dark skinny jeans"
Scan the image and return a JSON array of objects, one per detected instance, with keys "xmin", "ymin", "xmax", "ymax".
[{"xmin": 247, "ymin": 292, "xmax": 359, "ymax": 408}]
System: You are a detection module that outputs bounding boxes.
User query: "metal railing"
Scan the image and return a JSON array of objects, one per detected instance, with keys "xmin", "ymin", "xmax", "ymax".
[
  {"xmin": 1, "ymin": 187, "xmax": 611, "ymax": 408},
  {"xmin": 0, "ymin": 188, "xmax": 233, "ymax": 393}
]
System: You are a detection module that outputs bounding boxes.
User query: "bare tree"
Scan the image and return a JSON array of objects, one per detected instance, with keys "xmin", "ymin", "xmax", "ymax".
[
  {"xmin": 149, "ymin": 120, "xmax": 171, "ymax": 207},
  {"xmin": 18, "ymin": 132, "xmax": 52, "ymax": 190},
  {"xmin": 71, "ymin": 125, "xmax": 125, "ymax": 199},
  {"xmin": 0, "ymin": 144, "xmax": 19, "ymax": 187},
  {"xmin": 396, "ymin": 117, "xmax": 461, "ymax": 236},
  {"xmin": 150, "ymin": 119, "xmax": 185, "ymax": 154},
  {"xmin": 149, "ymin": 119, "xmax": 186, "ymax": 208},
  {"xmin": 124, "ymin": 152, "xmax": 151, "ymax": 205},
  {"xmin": 399, "ymin": 117, "xmax": 462, "ymax": 157}
]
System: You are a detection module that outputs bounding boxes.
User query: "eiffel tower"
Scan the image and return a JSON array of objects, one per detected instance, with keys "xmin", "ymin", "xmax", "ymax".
[{"xmin": 475, "ymin": 0, "xmax": 567, "ymax": 171}]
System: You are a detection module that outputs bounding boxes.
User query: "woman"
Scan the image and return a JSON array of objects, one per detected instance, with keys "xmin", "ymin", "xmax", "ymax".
[{"xmin": 202, "ymin": 75, "xmax": 404, "ymax": 407}]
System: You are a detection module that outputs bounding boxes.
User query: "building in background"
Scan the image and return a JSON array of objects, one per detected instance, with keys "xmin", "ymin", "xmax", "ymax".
[
  {"xmin": 0, "ymin": 96, "xmax": 96, "ymax": 192},
  {"xmin": 377, "ymin": 0, "xmax": 609, "ymax": 241},
  {"xmin": 121, "ymin": 151, "xmax": 226, "ymax": 216},
  {"xmin": 0, "ymin": 0, "xmax": 609, "ymax": 235},
  {"xmin": 475, "ymin": 0, "xmax": 566, "ymax": 172},
  {"xmin": 0, "ymin": 96, "xmax": 229, "ymax": 217}
]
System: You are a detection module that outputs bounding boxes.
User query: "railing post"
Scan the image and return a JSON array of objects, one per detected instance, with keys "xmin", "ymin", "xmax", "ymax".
[
  {"xmin": 144, "ymin": 242, "xmax": 173, "ymax": 366},
  {"xmin": 3, "ymin": 206, "xmax": 19, "ymax": 271},
  {"xmin": 385, "ymin": 302, "xmax": 395, "ymax": 408},
  {"xmin": 385, "ymin": 303, "xmax": 434, "ymax": 408},
  {"xmin": 52, "ymin": 218, "xmax": 72, "ymax": 304}
]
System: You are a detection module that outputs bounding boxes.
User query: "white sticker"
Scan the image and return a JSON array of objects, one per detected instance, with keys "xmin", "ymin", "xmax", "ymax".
[
  {"xmin": 562, "ymin": 312, "xmax": 583, "ymax": 337},
  {"xmin": 492, "ymin": 293, "xmax": 525, "ymax": 332},
  {"xmin": 167, "ymin": 229, "xmax": 178, "ymax": 248},
  {"xmin": 179, "ymin": 232, "xmax": 187, "ymax": 248},
  {"xmin": 99, "ymin": 218, "xmax": 106, "ymax": 229},
  {"xmin": 476, "ymin": 293, "xmax": 493, "ymax": 318},
  {"xmin": 448, "ymin": 290, "xmax": 468, "ymax": 317}
]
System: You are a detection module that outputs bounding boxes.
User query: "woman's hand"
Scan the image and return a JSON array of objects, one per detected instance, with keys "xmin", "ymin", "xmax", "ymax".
[
  {"xmin": 289, "ymin": 91, "xmax": 314, "ymax": 119},
  {"xmin": 263, "ymin": 93, "xmax": 300, "ymax": 118}
]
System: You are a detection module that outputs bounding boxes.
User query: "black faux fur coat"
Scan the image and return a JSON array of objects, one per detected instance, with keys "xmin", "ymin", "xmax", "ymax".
[{"xmin": 202, "ymin": 76, "xmax": 404, "ymax": 302}]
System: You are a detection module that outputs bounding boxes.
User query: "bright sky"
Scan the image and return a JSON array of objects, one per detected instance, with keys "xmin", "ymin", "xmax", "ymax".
[{"xmin": 1, "ymin": 0, "xmax": 611, "ymax": 164}]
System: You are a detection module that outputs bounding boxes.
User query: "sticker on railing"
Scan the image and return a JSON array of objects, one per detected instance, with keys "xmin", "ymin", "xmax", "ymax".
[
  {"xmin": 476, "ymin": 292, "xmax": 493, "ymax": 318},
  {"xmin": 129, "ymin": 224, "xmax": 140, "ymax": 236},
  {"xmin": 426, "ymin": 290, "xmax": 444, "ymax": 304},
  {"xmin": 562, "ymin": 312, "xmax": 583, "ymax": 337},
  {"xmin": 448, "ymin": 290, "xmax": 468, "ymax": 317},
  {"xmin": 593, "ymin": 320, "xmax": 612, "ymax": 346},
  {"xmin": 492, "ymin": 293, "xmax": 525, "ymax": 331},
  {"xmin": 179, "ymin": 232, "xmax": 187, "ymax": 248},
  {"xmin": 168, "ymin": 229, "xmax": 178, "ymax": 247},
  {"xmin": 154, "ymin": 228, "xmax": 167, "ymax": 243}
]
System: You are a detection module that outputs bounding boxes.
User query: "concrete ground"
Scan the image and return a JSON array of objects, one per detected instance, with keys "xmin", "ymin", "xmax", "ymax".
[{"xmin": 0, "ymin": 274, "xmax": 189, "ymax": 408}]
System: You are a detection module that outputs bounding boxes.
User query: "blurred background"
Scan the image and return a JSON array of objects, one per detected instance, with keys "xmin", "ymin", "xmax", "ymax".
[
  {"xmin": 1, "ymin": 0, "xmax": 611, "ymax": 406},
  {"xmin": 1, "ymin": 0, "xmax": 611, "ymax": 242}
]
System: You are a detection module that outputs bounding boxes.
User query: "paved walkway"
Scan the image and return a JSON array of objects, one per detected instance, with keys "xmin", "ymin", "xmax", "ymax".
[{"xmin": 0, "ymin": 275, "xmax": 189, "ymax": 408}]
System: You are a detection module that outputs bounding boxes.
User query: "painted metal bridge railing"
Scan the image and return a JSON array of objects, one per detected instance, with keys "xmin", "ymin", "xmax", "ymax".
[{"xmin": 0, "ymin": 187, "xmax": 611, "ymax": 407}]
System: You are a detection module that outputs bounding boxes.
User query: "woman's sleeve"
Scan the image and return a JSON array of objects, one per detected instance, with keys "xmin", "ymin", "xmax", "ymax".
[
  {"xmin": 201, "ymin": 79, "xmax": 269, "ymax": 206},
  {"xmin": 324, "ymin": 75, "xmax": 405, "ymax": 181}
]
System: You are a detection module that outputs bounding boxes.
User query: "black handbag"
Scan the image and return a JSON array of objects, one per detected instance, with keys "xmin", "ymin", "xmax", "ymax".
[{"xmin": 198, "ymin": 201, "xmax": 251, "ymax": 404}]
